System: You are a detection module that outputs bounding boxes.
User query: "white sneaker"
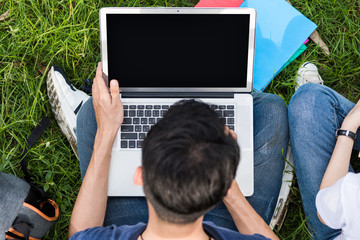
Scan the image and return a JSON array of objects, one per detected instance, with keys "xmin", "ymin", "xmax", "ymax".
[
  {"xmin": 47, "ymin": 66, "xmax": 90, "ymax": 158},
  {"xmin": 295, "ymin": 62, "xmax": 324, "ymax": 91}
]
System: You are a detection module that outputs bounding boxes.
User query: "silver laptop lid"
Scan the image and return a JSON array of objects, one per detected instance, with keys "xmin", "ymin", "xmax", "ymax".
[{"xmin": 100, "ymin": 7, "xmax": 256, "ymax": 93}]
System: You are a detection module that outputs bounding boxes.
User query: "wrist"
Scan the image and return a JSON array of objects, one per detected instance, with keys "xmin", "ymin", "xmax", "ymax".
[
  {"xmin": 91, "ymin": 134, "xmax": 114, "ymax": 165},
  {"xmin": 94, "ymin": 129, "xmax": 118, "ymax": 151},
  {"xmin": 96, "ymin": 127, "xmax": 119, "ymax": 141},
  {"xmin": 341, "ymin": 120, "xmax": 359, "ymax": 133},
  {"xmin": 336, "ymin": 129, "xmax": 357, "ymax": 141},
  {"xmin": 224, "ymin": 183, "xmax": 245, "ymax": 206}
]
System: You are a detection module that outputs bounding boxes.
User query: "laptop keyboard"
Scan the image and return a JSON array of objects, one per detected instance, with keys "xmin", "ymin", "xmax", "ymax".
[{"xmin": 120, "ymin": 104, "xmax": 235, "ymax": 149}]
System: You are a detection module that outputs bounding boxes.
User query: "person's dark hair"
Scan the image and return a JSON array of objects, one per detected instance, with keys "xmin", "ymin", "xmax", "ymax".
[{"xmin": 142, "ymin": 100, "xmax": 240, "ymax": 224}]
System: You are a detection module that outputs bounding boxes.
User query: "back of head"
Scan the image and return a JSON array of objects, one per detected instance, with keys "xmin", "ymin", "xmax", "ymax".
[{"xmin": 142, "ymin": 100, "xmax": 240, "ymax": 224}]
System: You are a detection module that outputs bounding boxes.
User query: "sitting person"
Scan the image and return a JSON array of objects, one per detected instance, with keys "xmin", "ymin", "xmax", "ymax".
[
  {"xmin": 289, "ymin": 62, "xmax": 360, "ymax": 240},
  {"xmin": 47, "ymin": 63, "xmax": 289, "ymax": 239}
]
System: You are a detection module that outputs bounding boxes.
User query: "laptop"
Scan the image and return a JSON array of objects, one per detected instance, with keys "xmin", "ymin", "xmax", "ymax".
[{"xmin": 99, "ymin": 7, "xmax": 256, "ymax": 197}]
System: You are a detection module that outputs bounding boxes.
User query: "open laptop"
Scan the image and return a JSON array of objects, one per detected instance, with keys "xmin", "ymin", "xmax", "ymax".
[{"xmin": 99, "ymin": 7, "xmax": 256, "ymax": 197}]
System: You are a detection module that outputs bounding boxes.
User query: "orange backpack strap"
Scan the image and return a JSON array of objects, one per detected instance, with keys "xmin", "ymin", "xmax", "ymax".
[{"xmin": 1, "ymin": 116, "xmax": 58, "ymax": 240}]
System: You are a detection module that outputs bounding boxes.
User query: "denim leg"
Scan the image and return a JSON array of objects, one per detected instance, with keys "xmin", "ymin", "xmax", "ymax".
[
  {"xmin": 248, "ymin": 92, "xmax": 288, "ymax": 223},
  {"xmin": 76, "ymin": 98, "xmax": 148, "ymax": 226},
  {"xmin": 288, "ymin": 83, "xmax": 359, "ymax": 240},
  {"xmin": 77, "ymin": 98, "xmax": 96, "ymax": 179},
  {"xmin": 204, "ymin": 92, "xmax": 289, "ymax": 230}
]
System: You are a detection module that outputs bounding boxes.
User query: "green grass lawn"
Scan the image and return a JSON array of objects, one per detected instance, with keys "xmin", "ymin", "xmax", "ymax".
[{"xmin": 0, "ymin": 0, "xmax": 359, "ymax": 239}]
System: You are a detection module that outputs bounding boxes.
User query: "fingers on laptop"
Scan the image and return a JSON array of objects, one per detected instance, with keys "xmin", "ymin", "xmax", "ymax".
[
  {"xmin": 92, "ymin": 62, "xmax": 124, "ymax": 131},
  {"xmin": 92, "ymin": 63, "xmax": 108, "ymax": 123},
  {"xmin": 109, "ymin": 80, "xmax": 120, "ymax": 105},
  {"xmin": 93, "ymin": 62, "xmax": 121, "ymax": 106},
  {"xmin": 225, "ymin": 126, "xmax": 237, "ymax": 140},
  {"xmin": 93, "ymin": 62, "xmax": 109, "ymax": 101}
]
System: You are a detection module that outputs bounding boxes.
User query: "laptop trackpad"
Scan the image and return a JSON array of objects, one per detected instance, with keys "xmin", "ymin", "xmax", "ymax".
[{"xmin": 108, "ymin": 150, "xmax": 144, "ymax": 196}]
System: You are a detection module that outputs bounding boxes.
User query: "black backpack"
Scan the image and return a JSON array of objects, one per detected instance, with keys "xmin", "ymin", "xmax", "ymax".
[{"xmin": 1, "ymin": 117, "xmax": 59, "ymax": 240}]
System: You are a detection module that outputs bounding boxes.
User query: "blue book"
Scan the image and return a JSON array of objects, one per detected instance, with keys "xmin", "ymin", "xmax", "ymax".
[{"xmin": 240, "ymin": 0, "xmax": 317, "ymax": 91}]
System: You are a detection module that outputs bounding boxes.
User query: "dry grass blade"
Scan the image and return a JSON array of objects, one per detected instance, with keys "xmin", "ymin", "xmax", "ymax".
[
  {"xmin": 310, "ymin": 31, "xmax": 330, "ymax": 56},
  {"xmin": 0, "ymin": 10, "xmax": 9, "ymax": 21}
]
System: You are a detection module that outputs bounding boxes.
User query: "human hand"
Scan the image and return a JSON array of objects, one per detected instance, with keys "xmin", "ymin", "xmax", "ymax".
[
  {"xmin": 222, "ymin": 128, "xmax": 239, "ymax": 203},
  {"xmin": 225, "ymin": 126, "xmax": 237, "ymax": 141},
  {"xmin": 92, "ymin": 62, "xmax": 123, "ymax": 139},
  {"xmin": 341, "ymin": 99, "xmax": 360, "ymax": 133},
  {"xmin": 223, "ymin": 180, "xmax": 244, "ymax": 205}
]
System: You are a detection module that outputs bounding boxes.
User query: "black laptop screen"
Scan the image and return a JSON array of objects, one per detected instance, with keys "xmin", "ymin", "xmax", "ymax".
[{"xmin": 106, "ymin": 14, "xmax": 250, "ymax": 88}]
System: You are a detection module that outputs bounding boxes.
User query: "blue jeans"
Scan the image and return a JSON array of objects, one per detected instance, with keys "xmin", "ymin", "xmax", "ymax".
[
  {"xmin": 288, "ymin": 83, "xmax": 360, "ymax": 240},
  {"xmin": 77, "ymin": 92, "xmax": 289, "ymax": 231}
]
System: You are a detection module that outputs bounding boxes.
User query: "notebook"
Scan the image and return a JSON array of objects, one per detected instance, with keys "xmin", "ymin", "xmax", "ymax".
[
  {"xmin": 99, "ymin": 7, "xmax": 256, "ymax": 197},
  {"xmin": 240, "ymin": 0, "xmax": 317, "ymax": 91}
]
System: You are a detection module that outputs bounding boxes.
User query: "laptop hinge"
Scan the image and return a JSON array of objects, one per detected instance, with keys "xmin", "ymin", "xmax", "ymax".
[{"xmin": 121, "ymin": 92, "xmax": 234, "ymax": 98}]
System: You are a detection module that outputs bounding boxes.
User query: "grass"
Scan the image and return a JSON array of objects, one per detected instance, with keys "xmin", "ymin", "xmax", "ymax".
[{"xmin": 0, "ymin": 0, "xmax": 359, "ymax": 239}]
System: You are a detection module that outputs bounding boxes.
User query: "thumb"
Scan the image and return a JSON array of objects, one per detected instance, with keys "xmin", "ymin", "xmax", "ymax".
[{"xmin": 110, "ymin": 80, "xmax": 120, "ymax": 102}]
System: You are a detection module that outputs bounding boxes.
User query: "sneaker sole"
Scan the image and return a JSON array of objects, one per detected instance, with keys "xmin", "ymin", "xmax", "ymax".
[
  {"xmin": 47, "ymin": 68, "xmax": 79, "ymax": 158},
  {"xmin": 269, "ymin": 144, "xmax": 294, "ymax": 231}
]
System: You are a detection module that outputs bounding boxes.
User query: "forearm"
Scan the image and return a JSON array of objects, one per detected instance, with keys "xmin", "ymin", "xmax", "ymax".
[
  {"xmin": 224, "ymin": 182, "xmax": 279, "ymax": 240},
  {"xmin": 320, "ymin": 135, "xmax": 353, "ymax": 190},
  {"xmin": 320, "ymin": 118, "xmax": 357, "ymax": 190},
  {"xmin": 69, "ymin": 132, "xmax": 115, "ymax": 238}
]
